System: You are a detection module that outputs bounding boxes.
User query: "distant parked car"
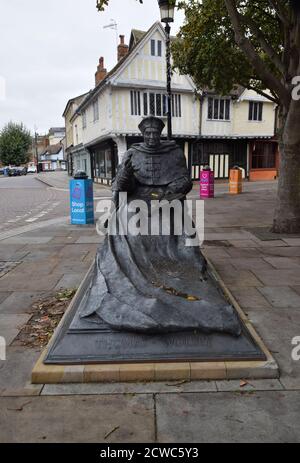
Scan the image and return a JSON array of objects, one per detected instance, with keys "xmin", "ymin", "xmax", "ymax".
[
  {"xmin": 27, "ymin": 165, "xmax": 37, "ymax": 174},
  {"xmin": 0, "ymin": 167, "xmax": 4, "ymax": 175},
  {"xmin": 8, "ymin": 166, "xmax": 27, "ymax": 176}
]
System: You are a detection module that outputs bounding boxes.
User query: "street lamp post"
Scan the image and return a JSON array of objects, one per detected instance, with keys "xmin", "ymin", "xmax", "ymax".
[
  {"xmin": 35, "ymin": 131, "xmax": 39, "ymax": 174},
  {"xmin": 158, "ymin": 0, "xmax": 175, "ymax": 140}
]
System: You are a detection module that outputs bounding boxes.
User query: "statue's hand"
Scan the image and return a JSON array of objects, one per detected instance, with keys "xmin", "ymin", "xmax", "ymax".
[{"xmin": 124, "ymin": 157, "xmax": 134, "ymax": 176}]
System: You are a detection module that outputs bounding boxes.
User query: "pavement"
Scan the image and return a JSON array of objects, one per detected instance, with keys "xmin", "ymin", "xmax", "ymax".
[
  {"xmin": 36, "ymin": 171, "xmax": 112, "ymax": 198},
  {"xmin": 1, "ymin": 175, "xmax": 300, "ymax": 442}
]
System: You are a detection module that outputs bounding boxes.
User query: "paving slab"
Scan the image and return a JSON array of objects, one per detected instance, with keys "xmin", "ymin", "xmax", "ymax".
[
  {"xmin": 260, "ymin": 246, "xmax": 300, "ymax": 257},
  {"xmin": 292, "ymin": 286, "xmax": 300, "ymax": 297},
  {"xmin": 49, "ymin": 236, "xmax": 78, "ymax": 245},
  {"xmin": 257, "ymin": 286, "xmax": 300, "ymax": 308},
  {"xmin": 0, "ymin": 273, "xmax": 62, "ymax": 292},
  {"xmin": 215, "ymin": 379, "xmax": 283, "ymax": 392},
  {"xmin": 228, "ymin": 257, "xmax": 273, "ymax": 271},
  {"xmin": 246, "ymin": 307, "xmax": 300, "ymax": 341},
  {"xmin": 42, "ymin": 380, "xmax": 217, "ymax": 396},
  {"xmin": 230, "ymin": 287, "xmax": 271, "ymax": 309},
  {"xmin": 76, "ymin": 236, "xmax": 103, "ymax": 244},
  {"xmin": 0, "ymin": 347, "xmax": 42, "ymax": 396},
  {"xmin": 156, "ymin": 391, "xmax": 300, "ymax": 442},
  {"xmin": 221, "ymin": 269, "xmax": 263, "ymax": 287},
  {"xmin": 205, "ymin": 231, "xmax": 253, "ymax": 241},
  {"xmin": 0, "ymin": 394, "xmax": 155, "ymax": 443},
  {"xmin": 254, "ymin": 240, "xmax": 287, "ymax": 247},
  {"xmin": 202, "ymin": 247, "xmax": 231, "ymax": 259},
  {"xmin": 263, "ymin": 257, "xmax": 300, "ymax": 269},
  {"xmin": 228, "ymin": 240, "xmax": 260, "ymax": 248},
  {"xmin": 282, "ymin": 239, "xmax": 300, "ymax": 247},
  {"xmin": 8, "ymin": 259, "xmax": 59, "ymax": 277},
  {"xmin": 0, "ymin": 292, "xmax": 11, "ymax": 305},
  {"xmin": 51, "ymin": 261, "xmax": 91, "ymax": 275},
  {"xmin": 2, "ymin": 236, "xmax": 53, "ymax": 245},
  {"xmin": 57, "ymin": 244, "xmax": 98, "ymax": 257},
  {"xmin": 0, "ymin": 314, "xmax": 31, "ymax": 345},
  {"xmin": 0, "ymin": 248, "xmax": 29, "ymax": 261},
  {"xmin": 54, "ymin": 273, "xmax": 85, "ymax": 290},
  {"xmin": 280, "ymin": 375, "xmax": 300, "ymax": 390},
  {"xmin": 208, "ymin": 261, "xmax": 236, "ymax": 274},
  {"xmin": 0, "ymin": 291, "xmax": 45, "ymax": 315},
  {"xmin": 252, "ymin": 269, "xmax": 300, "ymax": 286},
  {"xmin": 225, "ymin": 247, "xmax": 263, "ymax": 258},
  {"xmin": 21, "ymin": 246, "xmax": 64, "ymax": 261}
]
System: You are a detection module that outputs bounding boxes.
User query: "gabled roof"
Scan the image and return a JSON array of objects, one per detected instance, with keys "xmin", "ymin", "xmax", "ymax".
[
  {"xmin": 129, "ymin": 29, "xmax": 147, "ymax": 49},
  {"xmin": 129, "ymin": 26, "xmax": 177, "ymax": 49},
  {"xmin": 202, "ymin": 85, "xmax": 245, "ymax": 99},
  {"xmin": 77, "ymin": 21, "xmax": 176, "ymax": 113},
  {"xmin": 62, "ymin": 93, "xmax": 89, "ymax": 118},
  {"xmin": 41, "ymin": 143, "xmax": 63, "ymax": 156}
]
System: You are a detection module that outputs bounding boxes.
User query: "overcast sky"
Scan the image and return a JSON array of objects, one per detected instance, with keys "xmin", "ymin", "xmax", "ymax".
[{"xmin": 0, "ymin": 0, "xmax": 185, "ymax": 135}]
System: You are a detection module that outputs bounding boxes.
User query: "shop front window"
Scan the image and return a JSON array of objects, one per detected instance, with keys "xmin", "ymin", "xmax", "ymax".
[
  {"xmin": 105, "ymin": 150, "xmax": 112, "ymax": 179},
  {"xmin": 252, "ymin": 142, "xmax": 276, "ymax": 169},
  {"xmin": 94, "ymin": 147, "xmax": 113, "ymax": 179}
]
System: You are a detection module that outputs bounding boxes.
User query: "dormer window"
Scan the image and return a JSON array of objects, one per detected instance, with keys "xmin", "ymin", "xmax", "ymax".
[
  {"xmin": 151, "ymin": 39, "xmax": 162, "ymax": 57},
  {"xmin": 208, "ymin": 97, "xmax": 230, "ymax": 121},
  {"xmin": 249, "ymin": 101, "xmax": 263, "ymax": 121}
]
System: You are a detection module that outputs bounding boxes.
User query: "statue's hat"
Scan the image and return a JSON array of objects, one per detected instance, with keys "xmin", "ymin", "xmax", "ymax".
[{"xmin": 138, "ymin": 116, "xmax": 165, "ymax": 135}]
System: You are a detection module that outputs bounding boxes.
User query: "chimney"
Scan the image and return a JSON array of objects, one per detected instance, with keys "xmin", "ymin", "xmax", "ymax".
[
  {"xmin": 118, "ymin": 35, "xmax": 129, "ymax": 62},
  {"xmin": 95, "ymin": 57, "xmax": 107, "ymax": 86}
]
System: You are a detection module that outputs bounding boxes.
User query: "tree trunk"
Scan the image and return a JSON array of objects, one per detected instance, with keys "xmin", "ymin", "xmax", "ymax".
[{"xmin": 272, "ymin": 99, "xmax": 300, "ymax": 233}]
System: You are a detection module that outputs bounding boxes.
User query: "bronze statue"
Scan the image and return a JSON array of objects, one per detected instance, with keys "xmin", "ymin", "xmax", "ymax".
[{"xmin": 80, "ymin": 116, "xmax": 241, "ymax": 336}]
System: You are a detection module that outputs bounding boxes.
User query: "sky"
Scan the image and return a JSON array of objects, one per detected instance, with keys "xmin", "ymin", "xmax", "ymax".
[{"xmin": 0, "ymin": 0, "xmax": 185, "ymax": 135}]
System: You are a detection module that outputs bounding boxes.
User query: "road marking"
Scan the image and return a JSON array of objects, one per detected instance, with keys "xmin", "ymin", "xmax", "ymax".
[{"xmin": 0, "ymin": 216, "xmax": 69, "ymax": 241}]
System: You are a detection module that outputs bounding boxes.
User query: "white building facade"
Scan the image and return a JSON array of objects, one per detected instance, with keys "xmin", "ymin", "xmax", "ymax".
[
  {"xmin": 75, "ymin": 22, "xmax": 200, "ymax": 185},
  {"xmin": 64, "ymin": 22, "xmax": 278, "ymax": 183}
]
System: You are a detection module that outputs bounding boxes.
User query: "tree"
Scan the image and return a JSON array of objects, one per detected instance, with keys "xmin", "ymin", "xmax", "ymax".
[
  {"xmin": 0, "ymin": 122, "xmax": 32, "ymax": 166},
  {"xmin": 96, "ymin": 0, "xmax": 300, "ymax": 233}
]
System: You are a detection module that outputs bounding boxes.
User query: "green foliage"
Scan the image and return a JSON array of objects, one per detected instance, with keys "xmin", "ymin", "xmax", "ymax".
[
  {"xmin": 96, "ymin": 0, "xmax": 176, "ymax": 12},
  {"xmin": 96, "ymin": 0, "xmax": 144, "ymax": 11},
  {"xmin": 0, "ymin": 122, "xmax": 32, "ymax": 166},
  {"xmin": 173, "ymin": 0, "xmax": 284, "ymax": 100}
]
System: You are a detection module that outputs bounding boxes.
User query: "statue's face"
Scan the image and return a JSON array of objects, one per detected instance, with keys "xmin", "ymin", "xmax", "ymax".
[{"xmin": 144, "ymin": 128, "xmax": 161, "ymax": 148}]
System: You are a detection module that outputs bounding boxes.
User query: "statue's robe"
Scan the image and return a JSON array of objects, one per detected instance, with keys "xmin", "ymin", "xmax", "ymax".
[{"xmin": 80, "ymin": 141, "xmax": 241, "ymax": 336}]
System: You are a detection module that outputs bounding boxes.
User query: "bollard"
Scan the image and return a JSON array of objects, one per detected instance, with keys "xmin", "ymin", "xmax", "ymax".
[
  {"xmin": 229, "ymin": 166, "xmax": 243, "ymax": 194},
  {"xmin": 200, "ymin": 166, "xmax": 214, "ymax": 199},
  {"xmin": 70, "ymin": 171, "xmax": 94, "ymax": 225}
]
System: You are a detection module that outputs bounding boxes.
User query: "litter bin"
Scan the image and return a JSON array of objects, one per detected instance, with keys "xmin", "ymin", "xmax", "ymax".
[
  {"xmin": 70, "ymin": 171, "xmax": 94, "ymax": 225},
  {"xmin": 229, "ymin": 166, "xmax": 243, "ymax": 195},
  {"xmin": 200, "ymin": 166, "xmax": 214, "ymax": 198}
]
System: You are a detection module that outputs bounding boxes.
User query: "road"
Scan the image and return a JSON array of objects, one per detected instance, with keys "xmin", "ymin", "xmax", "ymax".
[{"xmin": 0, "ymin": 175, "xmax": 69, "ymax": 232}]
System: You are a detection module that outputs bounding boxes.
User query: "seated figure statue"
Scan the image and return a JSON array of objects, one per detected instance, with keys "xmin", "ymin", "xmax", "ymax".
[{"xmin": 80, "ymin": 116, "xmax": 241, "ymax": 337}]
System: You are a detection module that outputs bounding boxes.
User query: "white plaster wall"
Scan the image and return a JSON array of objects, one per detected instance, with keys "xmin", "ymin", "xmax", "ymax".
[
  {"xmin": 111, "ymin": 87, "xmax": 200, "ymax": 136},
  {"xmin": 201, "ymin": 98, "xmax": 233, "ymax": 136},
  {"xmin": 232, "ymin": 100, "xmax": 275, "ymax": 137},
  {"xmin": 82, "ymin": 90, "xmax": 112, "ymax": 145}
]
